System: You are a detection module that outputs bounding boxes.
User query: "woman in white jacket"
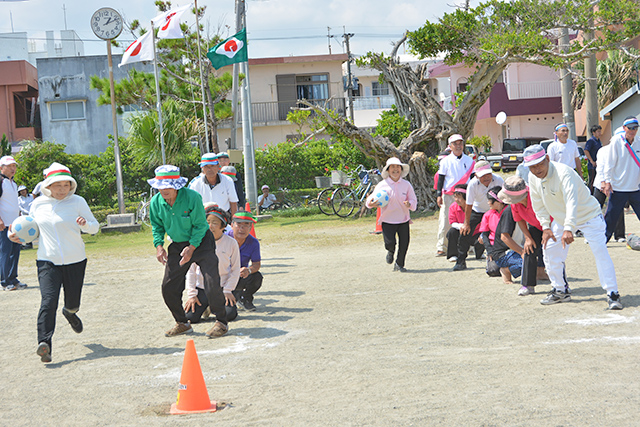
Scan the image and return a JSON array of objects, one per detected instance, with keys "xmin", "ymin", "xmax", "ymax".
[{"xmin": 11, "ymin": 162, "xmax": 99, "ymax": 363}]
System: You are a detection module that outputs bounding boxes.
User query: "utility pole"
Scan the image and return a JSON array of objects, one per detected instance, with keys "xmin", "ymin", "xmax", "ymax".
[
  {"xmin": 560, "ymin": 28, "xmax": 577, "ymax": 141},
  {"xmin": 343, "ymin": 30, "xmax": 355, "ymax": 123},
  {"xmin": 584, "ymin": 26, "xmax": 599, "ymax": 135},
  {"xmin": 327, "ymin": 27, "xmax": 332, "ymax": 54}
]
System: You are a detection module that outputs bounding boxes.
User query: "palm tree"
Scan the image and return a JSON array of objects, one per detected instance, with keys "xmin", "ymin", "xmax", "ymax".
[
  {"xmin": 126, "ymin": 98, "xmax": 202, "ymax": 169},
  {"xmin": 572, "ymin": 49, "xmax": 640, "ymax": 109}
]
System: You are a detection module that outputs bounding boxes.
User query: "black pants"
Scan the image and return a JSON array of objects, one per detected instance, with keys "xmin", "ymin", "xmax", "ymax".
[
  {"xmin": 37, "ymin": 259, "xmax": 87, "ymax": 350},
  {"xmin": 457, "ymin": 210, "xmax": 485, "ymax": 262},
  {"xmin": 382, "ymin": 221, "xmax": 410, "ymax": 268},
  {"xmin": 446, "ymin": 227, "xmax": 483, "ymax": 260},
  {"xmin": 587, "ymin": 168, "xmax": 597, "ymax": 195},
  {"xmin": 593, "ymin": 188, "xmax": 625, "ymax": 240},
  {"xmin": 521, "ymin": 225, "xmax": 544, "ymax": 287},
  {"xmin": 233, "ymin": 272, "xmax": 263, "ymax": 304},
  {"xmin": 185, "ymin": 287, "xmax": 238, "ymax": 323},
  {"xmin": 161, "ymin": 230, "xmax": 228, "ymax": 325}
]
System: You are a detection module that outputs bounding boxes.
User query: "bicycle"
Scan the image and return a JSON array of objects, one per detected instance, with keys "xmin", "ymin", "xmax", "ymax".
[
  {"xmin": 329, "ymin": 166, "xmax": 381, "ymax": 217},
  {"xmin": 136, "ymin": 189, "xmax": 156, "ymax": 225}
]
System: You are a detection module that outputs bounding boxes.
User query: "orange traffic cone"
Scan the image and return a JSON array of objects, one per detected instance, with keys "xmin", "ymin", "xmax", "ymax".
[
  {"xmin": 371, "ymin": 207, "xmax": 383, "ymax": 234},
  {"xmin": 245, "ymin": 202, "xmax": 257, "ymax": 238},
  {"xmin": 169, "ymin": 339, "xmax": 217, "ymax": 415}
]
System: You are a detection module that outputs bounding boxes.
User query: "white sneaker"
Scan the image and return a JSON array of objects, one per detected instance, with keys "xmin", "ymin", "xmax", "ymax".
[
  {"xmin": 617, "ymin": 238, "xmax": 626, "ymax": 243},
  {"xmin": 447, "ymin": 256, "xmax": 458, "ymax": 262},
  {"xmin": 518, "ymin": 286, "xmax": 535, "ymax": 296}
]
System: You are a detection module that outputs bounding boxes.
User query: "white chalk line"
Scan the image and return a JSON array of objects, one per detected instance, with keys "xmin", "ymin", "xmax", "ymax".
[
  {"xmin": 564, "ymin": 314, "xmax": 636, "ymax": 326},
  {"xmin": 543, "ymin": 335, "xmax": 640, "ymax": 345}
]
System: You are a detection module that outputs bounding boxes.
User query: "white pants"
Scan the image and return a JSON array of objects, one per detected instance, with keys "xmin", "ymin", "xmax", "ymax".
[
  {"xmin": 543, "ymin": 215, "xmax": 617, "ymax": 294},
  {"xmin": 437, "ymin": 193, "xmax": 454, "ymax": 252}
]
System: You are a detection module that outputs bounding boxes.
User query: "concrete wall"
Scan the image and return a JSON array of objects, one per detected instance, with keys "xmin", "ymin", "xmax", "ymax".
[
  {"xmin": 37, "ymin": 55, "xmax": 152, "ymax": 155},
  {"xmin": 0, "ymin": 33, "xmax": 29, "ymax": 62}
]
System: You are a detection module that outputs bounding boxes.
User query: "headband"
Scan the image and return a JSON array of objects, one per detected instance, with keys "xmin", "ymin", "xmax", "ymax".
[
  {"xmin": 205, "ymin": 208, "xmax": 228, "ymax": 227},
  {"xmin": 524, "ymin": 150, "xmax": 546, "ymax": 163},
  {"xmin": 454, "ymin": 188, "xmax": 467, "ymax": 194},
  {"xmin": 488, "ymin": 191, "xmax": 504, "ymax": 204},
  {"xmin": 46, "ymin": 169, "xmax": 73, "ymax": 179},
  {"xmin": 502, "ymin": 187, "xmax": 528, "ymax": 197},
  {"xmin": 623, "ymin": 118, "xmax": 639, "ymax": 127},
  {"xmin": 555, "ymin": 124, "xmax": 568, "ymax": 132}
]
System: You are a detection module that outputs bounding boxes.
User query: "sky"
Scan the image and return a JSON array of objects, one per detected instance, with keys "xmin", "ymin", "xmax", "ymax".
[{"xmin": 0, "ymin": 0, "xmax": 481, "ymax": 59}]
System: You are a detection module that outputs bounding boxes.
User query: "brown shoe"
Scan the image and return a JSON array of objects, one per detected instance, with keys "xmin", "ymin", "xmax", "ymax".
[
  {"xmin": 206, "ymin": 321, "xmax": 228, "ymax": 338},
  {"xmin": 165, "ymin": 322, "xmax": 193, "ymax": 337}
]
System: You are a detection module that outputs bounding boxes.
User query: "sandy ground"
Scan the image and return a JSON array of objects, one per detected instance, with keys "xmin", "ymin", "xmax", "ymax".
[{"xmin": 2, "ymin": 211, "xmax": 640, "ymax": 426}]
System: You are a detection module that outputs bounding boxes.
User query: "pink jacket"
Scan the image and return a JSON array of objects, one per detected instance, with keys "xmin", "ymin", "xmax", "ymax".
[{"xmin": 366, "ymin": 177, "xmax": 417, "ymax": 224}]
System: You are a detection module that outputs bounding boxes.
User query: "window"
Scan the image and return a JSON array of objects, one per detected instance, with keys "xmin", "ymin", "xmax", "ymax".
[
  {"xmin": 296, "ymin": 74, "xmax": 329, "ymax": 100},
  {"xmin": 49, "ymin": 101, "xmax": 85, "ymax": 120},
  {"xmin": 372, "ymin": 81, "xmax": 389, "ymax": 96}
]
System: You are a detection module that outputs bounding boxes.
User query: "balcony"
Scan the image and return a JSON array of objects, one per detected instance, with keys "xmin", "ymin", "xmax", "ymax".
[
  {"xmin": 353, "ymin": 95, "xmax": 395, "ymax": 110},
  {"xmin": 220, "ymin": 98, "xmax": 347, "ymax": 128},
  {"xmin": 504, "ymin": 81, "xmax": 562, "ymax": 100}
]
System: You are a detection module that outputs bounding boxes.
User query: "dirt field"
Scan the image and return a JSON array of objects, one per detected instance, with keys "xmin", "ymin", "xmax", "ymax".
[{"xmin": 2, "ymin": 212, "xmax": 640, "ymax": 426}]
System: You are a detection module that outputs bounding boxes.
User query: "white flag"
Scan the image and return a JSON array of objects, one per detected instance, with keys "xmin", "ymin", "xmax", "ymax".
[
  {"xmin": 152, "ymin": 4, "xmax": 192, "ymax": 39},
  {"xmin": 119, "ymin": 31, "xmax": 154, "ymax": 67}
]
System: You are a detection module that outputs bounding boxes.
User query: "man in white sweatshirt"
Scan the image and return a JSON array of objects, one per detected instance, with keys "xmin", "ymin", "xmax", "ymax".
[
  {"xmin": 525, "ymin": 145, "xmax": 622, "ymax": 310},
  {"xmin": 602, "ymin": 116, "xmax": 640, "ymax": 242}
]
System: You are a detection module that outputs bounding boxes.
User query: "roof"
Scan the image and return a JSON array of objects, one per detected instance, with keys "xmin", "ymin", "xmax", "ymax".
[
  {"xmin": 248, "ymin": 53, "xmax": 348, "ymax": 66},
  {"xmin": 600, "ymin": 83, "xmax": 640, "ymax": 120}
]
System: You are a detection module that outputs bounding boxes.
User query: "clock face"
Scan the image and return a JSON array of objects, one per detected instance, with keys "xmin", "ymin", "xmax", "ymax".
[{"xmin": 91, "ymin": 8, "xmax": 123, "ymax": 40}]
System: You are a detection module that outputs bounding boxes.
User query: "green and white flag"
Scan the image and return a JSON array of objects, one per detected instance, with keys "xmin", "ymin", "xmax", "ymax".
[{"xmin": 207, "ymin": 29, "xmax": 248, "ymax": 69}]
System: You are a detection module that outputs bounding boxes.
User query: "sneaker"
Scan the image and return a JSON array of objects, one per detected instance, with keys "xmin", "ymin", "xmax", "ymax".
[
  {"xmin": 617, "ymin": 238, "xmax": 626, "ymax": 243},
  {"xmin": 3, "ymin": 284, "xmax": 16, "ymax": 291},
  {"xmin": 36, "ymin": 342, "xmax": 52, "ymax": 363},
  {"xmin": 62, "ymin": 307, "xmax": 83, "ymax": 334},
  {"xmin": 205, "ymin": 321, "xmax": 228, "ymax": 338},
  {"xmin": 240, "ymin": 298, "xmax": 257, "ymax": 311},
  {"xmin": 608, "ymin": 292, "xmax": 623, "ymax": 310},
  {"xmin": 452, "ymin": 261, "xmax": 467, "ymax": 271},
  {"xmin": 435, "ymin": 251, "xmax": 446, "ymax": 257},
  {"xmin": 386, "ymin": 251, "xmax": 394, "ymax": 264},
  {"xmin": 164, "ymin": 322, "xmax": 193, "ymax": 337},
  {"xmin": 16, "ymin": 281, "xmax": 27, "ymax": 290},
  {"xmin": 447, "ymin": 256, "xmax": 458, "ymax": 263},
  {"xmin": 202, "ymin": 306, "xmax": 211, "ymax": 320},
  {"xmin": 518, "ymin": 286, "xmax": 535, "ymax": 296},
  {"xmin": 393, "ymin": 263, "xmax": 407, "ymax": 272},
  {"xmin": 540, "ymin": 289, "xmax": 571, "ymax": 305}
]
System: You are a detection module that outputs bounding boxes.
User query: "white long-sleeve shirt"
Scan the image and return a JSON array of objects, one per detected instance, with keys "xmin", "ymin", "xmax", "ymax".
[
  {"xmin": 593, "ymin": 143, "xmax": 611, "ymax": 190},
  {"xmin": 529, "ymin": 161, "xmax": 601, "ymax": 232},
  {"xmin": 0, "ymin": 176, "xmax": 19, "ymax": 225},
  {"xmin": 185, "ymin": 233, "xmax": 241, "ymax": 298},
  {"xmin": 602, "ymin": 133, "xmax": 640, "ymax": 192},
  {"xmin": 30, "ymin": 194, "xmax": 99, "ymax": 265}
]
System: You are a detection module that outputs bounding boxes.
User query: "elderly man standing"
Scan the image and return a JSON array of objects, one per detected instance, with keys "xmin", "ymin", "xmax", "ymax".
[
  {"xmin": 0, "ymin": 156, "xmax": 26, "ymax": 291},
  {"xmin": 149, "ymin": 165, "xmax": 229, "ymax": 338},
  {"xmin": 547, "ymin": 123, "xmax": 583, "ymax": 178},
  {"xmin": 189, "ymin": 153, "xmax": 239, "ymax": 215},
  {"xmin": 525, "ymin": 145, "xmax": 622, "ymax": 310},
  {"xmin": 602, "ymin": 116, "xmax": 640, "ymax": 242},
  {"xmin": 435, "ymin": 134, "xmax": 475, "ymax": 257}
]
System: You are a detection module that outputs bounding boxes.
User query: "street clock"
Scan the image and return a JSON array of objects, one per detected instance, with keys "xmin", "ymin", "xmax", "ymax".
[{"xmin": 91, "ymin": 8, "xmax": 123, "ymax": 40}]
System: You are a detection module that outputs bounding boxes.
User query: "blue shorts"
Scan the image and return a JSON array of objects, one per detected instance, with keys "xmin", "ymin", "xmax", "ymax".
[{"xmin": 494, "ymin": 250, "xmax": 523, "ymax": 278}]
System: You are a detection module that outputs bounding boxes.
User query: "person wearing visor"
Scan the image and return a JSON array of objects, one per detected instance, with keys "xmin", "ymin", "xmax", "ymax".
[
  {"xmin": 601, "ymin": 116, "xmax": 640, "ymax": 243},
  {"xmin": 525, "ymin": 145, "xmax": 623, "ymax": 310}
]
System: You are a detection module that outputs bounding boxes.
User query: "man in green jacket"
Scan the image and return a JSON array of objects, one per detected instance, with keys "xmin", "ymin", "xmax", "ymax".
[{"xmin": 148, "ymin": 165, "xmax": 228, "ymax": 338}]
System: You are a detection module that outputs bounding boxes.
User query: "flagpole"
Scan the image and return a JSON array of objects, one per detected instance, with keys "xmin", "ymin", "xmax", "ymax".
[
  {"xmin": 193, "ymin": 0, "xmax": 210, "ymax": 152},
  {"xmin": 151, "ymin": 22, "xmax": 167, "ymax": 164}
]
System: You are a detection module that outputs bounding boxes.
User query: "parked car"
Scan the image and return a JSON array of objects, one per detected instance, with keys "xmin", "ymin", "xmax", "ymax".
[
  {"xmin": 500, "ymin": 137, "xmax": 547, "ymax": 172},
  {"xmin": 465, "ymin": 144, "xmax": 479, "ymax": 161}
]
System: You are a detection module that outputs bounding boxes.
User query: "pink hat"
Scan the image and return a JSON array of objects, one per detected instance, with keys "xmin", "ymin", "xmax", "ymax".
[{"xmin": 448, "ymin": 134, "xmax": 464, "ymax": 144}]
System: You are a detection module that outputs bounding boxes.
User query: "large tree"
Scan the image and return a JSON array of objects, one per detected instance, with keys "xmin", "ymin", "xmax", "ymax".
[
  {"xmin": 90, "ymin": 0, "xmax": 235, "ymax": 154},
  {"xmin": 305, "ymin": 0, "xmax": 640, "ymax": 208}
]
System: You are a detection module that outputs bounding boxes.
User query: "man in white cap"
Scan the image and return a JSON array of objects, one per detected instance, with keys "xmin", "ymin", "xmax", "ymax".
[
  {"xmin": 189, "ymin": 153, "xmax": 238, "ymax": 215},
  {"xmin": 602, "ymin": 116, "xmax": 640, "ymax": 242},
  {"xmin": 452, "ymin": 159, "xmax": 504, "ymax": 271},
  {"xmin": 258, "ymin": 184, "xmax": 276, "ymax": 213},
  {"xmin": 525, "ymin": 144, "xmax": 622, "ymax": 310},
  {"xmin": 221, "ymin": 165, "xmax": 246, "ymax": 209},
  {"xmin": 435, "ymin": 134, "xmax": 475, "ymax": 257},
  {"xmin": 547, "ymin": 123, "xmax": 583, "ymax": 178},
  {"xmin": 0, "ymin": 156, "xmax": 26, "ymax": 290},
  {"xmin": 149, "ymin": 165, "xmax": 229, "ymax": 338}
]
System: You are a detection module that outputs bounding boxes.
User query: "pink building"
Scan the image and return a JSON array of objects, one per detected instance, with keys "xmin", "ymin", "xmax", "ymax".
[{"xmin": 0, "ymin": 60, "xmax": 40, "ymax": 147}]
